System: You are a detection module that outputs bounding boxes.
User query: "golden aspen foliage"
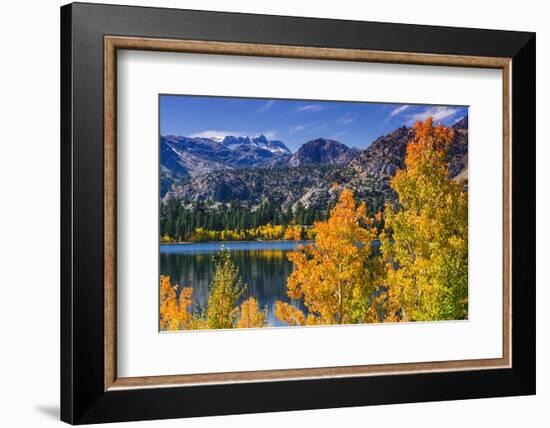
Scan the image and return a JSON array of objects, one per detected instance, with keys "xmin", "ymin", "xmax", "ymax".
[
  {"xmin": 382, "ymin": 118, "xmax": 468, "ymax": 322},
  {"xmin": 237, "ymin": 297, "xmax": 267, "ymax": 328},
  {"xmin": 283, "ymin": 223, "xmax": 303, "ymax": 241},
  {"xmin": 191, "ymin": 223, "xmax": 306, "ymax": 242},
  {"xmin": 205, "ymin": 248, "xmax": 246, "ymax": 329},
  {"xmin": 276, "ymin": 189, "xmax": 381, "ymax": 326},
  {"xmin": 305, "ymin": 228, "xmax": 316, "ymax": 240},
  {"xmin": 159, "ymin": 275, "xmax": 196, "ymax": 331},
  {"xmin": 160, "ymin": 119, "xmax": 468, "ymax": 330},
  {"xmin": 274, "ymin": 301, "xmax": 306, "ymax": 326}
]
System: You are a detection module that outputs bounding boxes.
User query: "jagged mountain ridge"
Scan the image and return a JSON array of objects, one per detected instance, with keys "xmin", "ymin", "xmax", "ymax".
[
  {"xmin": 160, "ymin": 134, "xmax": 292, "ymax": 178},
  {"xmin": 453, "ymin": 115, "xmax": 468, "ymax": 130},
  {"xmin": 349, "ymin": 118, "xmax": 468, "ymax": 180},
  {"xmin": 221, "ymin": 135, "xmax": 291, "ymax": 155},
  {"xmin": 161, "ymin": 116, "xmax": 468, "ymax": 212}
]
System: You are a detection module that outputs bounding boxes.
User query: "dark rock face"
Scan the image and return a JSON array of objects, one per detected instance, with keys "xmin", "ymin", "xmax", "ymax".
[
  {"xmin": 288, "ymin": 138, "xmax": 358, "ymax": 167},
  {"xmin": 447, "ymin": 128, "xmax": 468, "ymax": 179},
  {"xmin": 453, "ymin": 115, "xmax": 468, "ymax": 130},
  {"xmin": 448, "ymin": 116, "xmax": 469, "ymax": 179},
  {"xmin": 349, "ymin": 127, "xmax": 413, "ymax": 178},
  {"xmin": 349, "ymin": 119, "xmax": 468, "ymax": 180}
]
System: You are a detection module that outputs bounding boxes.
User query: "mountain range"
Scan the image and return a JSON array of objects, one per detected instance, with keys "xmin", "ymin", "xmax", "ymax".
[
  {"xmin": 161, "ymin": 134, "xmax": 290, "ymax": 176},
  {"xmin": 161, "ymin": 117, "xmax": 468, "ymax": 213}
]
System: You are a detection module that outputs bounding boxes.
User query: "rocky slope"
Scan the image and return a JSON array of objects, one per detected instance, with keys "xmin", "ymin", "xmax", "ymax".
[
  {"xmin": 447, "ymin": 123, "xmax": 468, "ymax": 179},
  {"xmin": 166, "ymin": 163, "xmax": 389, "ymax": 214},
  {"xmin": 349, "ymin": 118, "xmax": 468, "ymax": 180},
  {"xmin": 286, "ymin": 138, "xmax": 358, "ymax": 167},
  {"xmin": 453, "ymin": 115, "xmax": 468, "ymax": 130}
]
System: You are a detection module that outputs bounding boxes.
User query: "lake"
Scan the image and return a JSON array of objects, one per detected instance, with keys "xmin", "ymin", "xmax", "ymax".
[{"xmin": 160, "ymin": 241, "xmax": 309, "ymax": 326}]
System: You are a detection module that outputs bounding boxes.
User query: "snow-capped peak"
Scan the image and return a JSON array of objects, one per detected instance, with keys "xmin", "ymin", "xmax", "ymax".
[{"xmin": 218, "ymin": 135, "xmax": 291, "ymax": 155}]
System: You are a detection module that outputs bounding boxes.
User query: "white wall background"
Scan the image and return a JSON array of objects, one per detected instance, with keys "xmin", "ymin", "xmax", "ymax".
[{"xmin": 0, "ymin": 0, "xmax": 546, "ymax": 426}]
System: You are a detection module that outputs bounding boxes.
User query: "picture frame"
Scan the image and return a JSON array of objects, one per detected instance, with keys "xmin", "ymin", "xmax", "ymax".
[{"xmin": 61, "ymin": 2, "xmax": 535, "ymax": 424}]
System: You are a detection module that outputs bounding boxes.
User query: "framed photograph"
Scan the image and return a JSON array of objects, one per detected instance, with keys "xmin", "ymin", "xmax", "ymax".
[{"xmin": 61, "ymin": 2, "xmax": 535, "ymax": 424}]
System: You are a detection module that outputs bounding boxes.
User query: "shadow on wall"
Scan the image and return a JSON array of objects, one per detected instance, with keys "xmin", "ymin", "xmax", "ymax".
[{"xmin": 35, "ymin": 405, "xmax": 59, "ymax": 421}]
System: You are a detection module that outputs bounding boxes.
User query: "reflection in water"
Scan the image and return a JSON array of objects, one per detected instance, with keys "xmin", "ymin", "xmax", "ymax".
[{"xmin": 160, "ymin": 241, "xmax": 308, "ymax": 326}]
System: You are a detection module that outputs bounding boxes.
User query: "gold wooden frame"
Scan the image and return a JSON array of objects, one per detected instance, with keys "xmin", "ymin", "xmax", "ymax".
[{"xmin": 104, "ymin": 36, "xmax": 512, "ymax": 391}]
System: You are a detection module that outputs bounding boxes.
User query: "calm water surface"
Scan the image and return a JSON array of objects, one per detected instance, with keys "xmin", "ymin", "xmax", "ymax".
[{"xmin": 160, "ymin": 241, "xmax": 308, "ymax": 326}]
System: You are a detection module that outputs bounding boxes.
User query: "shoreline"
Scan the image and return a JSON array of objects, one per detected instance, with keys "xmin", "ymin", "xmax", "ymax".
[{"xmin": 160, "ymin": 239, "xmax": 313, "ymax": 245}]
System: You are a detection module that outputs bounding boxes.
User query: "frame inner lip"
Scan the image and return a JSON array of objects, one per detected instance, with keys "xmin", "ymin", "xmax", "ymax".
[{"xmin": 103, "ymin": 36, "xmax": 512, "ymax": 390}]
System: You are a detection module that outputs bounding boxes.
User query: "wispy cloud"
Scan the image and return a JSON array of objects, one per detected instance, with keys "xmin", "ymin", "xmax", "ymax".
[
  {"xmin": 257, "ymin": 100, "xmax": 275, "ymax": 112},
  {"xmin": 289, "ymin": 123, "xmax": 312, "ymax": 133},
  {"xmin": 262, "ymin": 131, "xmax": 277, "ymax": 140},
  {"xmin": 289, "ymin": 122, "xmax": 328, "ymax": 134},
  {"xmin": 390, "ymin": 105, "xmax": 410, "ymax": 117},
  {"xmin": 296, "ymin": 104, "xmax": 329, "ymax": 113},
  {"xmin": 336, "ymin": 114, "xmax": 356, "ymax": 125},
  {"xmin": 190, "ymin": 130, "xmax": 277, "ymax": 139},
  {"xmin": 406, "ymin": 106, "xmax": 459, "ymax": 124}
]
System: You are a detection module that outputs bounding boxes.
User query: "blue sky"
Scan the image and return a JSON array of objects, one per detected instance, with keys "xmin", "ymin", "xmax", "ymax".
[{"xmin": 160, "ymin": 95, "xmax": 468, "ymax": 153}]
